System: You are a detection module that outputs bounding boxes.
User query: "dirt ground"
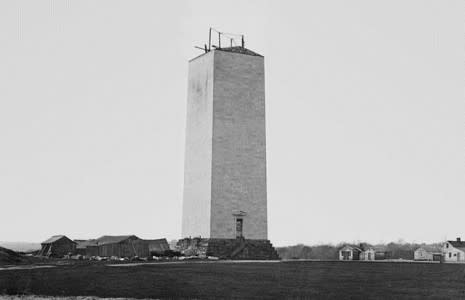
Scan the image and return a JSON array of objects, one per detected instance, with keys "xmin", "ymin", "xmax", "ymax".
[{"xmin": 1, "ymin": 260, "xmax": 465, "ymax": 299}]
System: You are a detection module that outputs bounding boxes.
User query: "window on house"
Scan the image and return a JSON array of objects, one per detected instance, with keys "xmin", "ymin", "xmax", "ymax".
[
  {"xmin": 454, "ymin": 253, "xmax": 457, "ymax": 256},
  {"xmin": 449, "ymin": 253, "xmax": 452, "ymax": 258},
  {"xmin": 446, "ymin": 244, "xmax": 449, "ymax": 248}
]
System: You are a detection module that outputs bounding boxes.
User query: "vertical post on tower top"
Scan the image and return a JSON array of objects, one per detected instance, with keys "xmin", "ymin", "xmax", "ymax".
[{"xmin": 208, "ymin": 28, "xmax": 212, "ymax": 51}]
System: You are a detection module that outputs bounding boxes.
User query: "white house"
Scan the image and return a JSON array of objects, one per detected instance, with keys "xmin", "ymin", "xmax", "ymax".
[
  {"xmin": 360, "ymin": 247, "xmax": 376, "ymax": 261},
  {"xmin": 414, "ymin": 245, "xmax": 442, "ymax": 261},
  {"xmin": 339, "ymin": 245, "xmax": 362, "ymax": 261},
  {"xmin": 443, "ymin": 238, "xmax": 465, "ymax": 262}
]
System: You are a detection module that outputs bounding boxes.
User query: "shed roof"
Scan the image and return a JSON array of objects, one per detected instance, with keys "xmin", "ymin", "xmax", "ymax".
[
  {"xmin": 41, "ymin": 235, "xmax": 75, "ymax": 244},
  {"xmin": 96, "ymin": 235, "xmax": 139, "ymax": 245},
  {"xmin": 74, "ymin": 239, "xmax": 97, "ymax": 249}
]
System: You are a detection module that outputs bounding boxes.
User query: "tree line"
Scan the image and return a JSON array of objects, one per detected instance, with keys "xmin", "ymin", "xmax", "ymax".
[{"xmin": 276, "ymin": 241, "xmax": 443, "ymax": 260}]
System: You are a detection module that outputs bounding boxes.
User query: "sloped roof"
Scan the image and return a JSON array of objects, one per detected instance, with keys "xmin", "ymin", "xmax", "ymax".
[
  {"xmin": 358, "ymin": 243, "xmax": 375, "ymax": 251},
  {"xmin": 41, "ymin": 235, "xmax": 75, "ymax": 244},
  {"xmin": 416, "ymin": 245, "xmax": 442, "ymax": 253},
  {"xmin": 215, "ymin": 46, "xmax": 263, "ymax": 57},
  {"xmin": 373, "ymin": 245, "xmax": 388, "ymax": 252},
  {"xmin": 448, "ymin": 240, "xmax": 465, "ymax": 250},
  {"xmin": 74, "ymin": 239, "xmax": 97, "ymax": 249},
  {"xmin": 340, "ymin": 245, "xmax": 362, "ymax": 252},
  {"xmin": 361, "ymin": 247, "xmax": 376, "ymax": 252},
  {"xmin": 95, "ymin": 235, "xmax": 139, "ymax": 245},
  {"xmin": 340, "ymin": 243, "xmax": 376, "ymax": 252},
  {"xmin": 146, "ymin": 238, "xmax": 169, "ymax": 252}
]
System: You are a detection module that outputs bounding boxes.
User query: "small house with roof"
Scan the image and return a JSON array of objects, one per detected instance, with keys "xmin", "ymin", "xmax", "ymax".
[
  {"xmin": 339, "ymin": 245, "xmax": 362, "ymax": 260},
  {"xmin": 360, "ymin": 246, "xmax": 376, "ymax": 261},
  {"xmin": 414, "ymin": 245, "xmax": 442, "ymax": 261},
  {"xmin": 339, "ymin": 244, "xmax": 376, "ymax": 261},
  {"xmin": 94, "ymin": 235, "xmax": 149, "ymax": 258},
  {"xmin": 39, "ymin": 235, "xmax": 76, "ymax": 257},
  {"xmin": 443, "ymin": 238, "xmax": 465, "ymax": 262}
]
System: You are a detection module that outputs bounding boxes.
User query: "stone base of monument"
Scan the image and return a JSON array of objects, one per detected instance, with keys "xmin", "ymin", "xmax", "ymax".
[{"xmin": 177, "ymin": 237, "xmax": 280, "ymax": 260}]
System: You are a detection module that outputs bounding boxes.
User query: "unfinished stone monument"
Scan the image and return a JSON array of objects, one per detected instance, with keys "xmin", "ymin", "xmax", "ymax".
[{"xmin": 180, "ymin": 30, "xmax": 278, "ymax": 259}]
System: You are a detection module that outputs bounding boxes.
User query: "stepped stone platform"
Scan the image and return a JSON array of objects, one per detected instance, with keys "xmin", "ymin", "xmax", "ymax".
[{"xmin": 177, "ymin": 237, "xmax": 280, "ymax": 260}]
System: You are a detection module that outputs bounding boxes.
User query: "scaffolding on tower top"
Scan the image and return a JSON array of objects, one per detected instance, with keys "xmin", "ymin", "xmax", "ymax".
[{"xmin": 194, "ymin": 27, "xmax": 261, "ymax": 56}]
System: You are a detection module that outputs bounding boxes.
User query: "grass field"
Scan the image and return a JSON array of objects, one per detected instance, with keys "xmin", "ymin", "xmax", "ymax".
[{"xmin": 1, "ymin": 260, "xmax": 465, "ymax": 299}]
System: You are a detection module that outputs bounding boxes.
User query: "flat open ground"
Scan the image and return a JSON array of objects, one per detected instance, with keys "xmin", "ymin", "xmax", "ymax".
[{"xmin": 1, "ymin": 260, "xmax": 465, "ymax": 299}]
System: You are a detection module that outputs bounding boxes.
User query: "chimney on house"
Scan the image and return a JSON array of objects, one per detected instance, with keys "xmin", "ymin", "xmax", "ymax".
[{"xmin": 457, "ymin": 237, "xmax": 461, "ymax": 242}]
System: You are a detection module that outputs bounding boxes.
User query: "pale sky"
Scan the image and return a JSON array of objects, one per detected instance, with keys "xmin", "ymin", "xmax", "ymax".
[{"xmin": 0, "ymin": 0, "xmax": 464, "ymax": 246}]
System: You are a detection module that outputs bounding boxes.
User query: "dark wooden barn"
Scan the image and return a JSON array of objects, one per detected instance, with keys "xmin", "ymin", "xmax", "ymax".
[
  {"xmin": 146, "ymin": 238, "xmax": 170, "ymax": 255},
  {"xmin": 94, "ymin": 235, "xmax": 149, "ymax": 258},
  {"xmin": 74, "ymin": 239, "xmax": 97, "ymax": 256},
  {"xmin": 73, "ymin": 235, "xmax": 169, "ymax": 258},
  {"xmin": 39, "ymin": 235, "xmax": 76, "ymax": 257}
]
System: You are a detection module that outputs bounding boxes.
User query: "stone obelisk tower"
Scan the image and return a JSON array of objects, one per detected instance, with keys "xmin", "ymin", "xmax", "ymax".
[{"xmin": 180, "ymin": 40, "xmax": 278, "ymax": 259}]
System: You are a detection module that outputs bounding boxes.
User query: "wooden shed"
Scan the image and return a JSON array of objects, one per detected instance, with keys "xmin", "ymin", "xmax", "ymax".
[
  {"xmin": 39, "ymin": 235, "xmax": 76, "ymax": 257},
  {"xmin": 95, "ymin": 235, "xmax": 149, "ymax": 258},
  {"xmin": 146, "ymin": 238, "xmax": 170, "ymax": 255},
  {"xmin": 74, "ymin": 239, "xmax": 97, "ymax": 256}
]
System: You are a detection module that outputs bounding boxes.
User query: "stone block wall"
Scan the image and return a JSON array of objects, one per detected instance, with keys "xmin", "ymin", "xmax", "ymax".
[
  {"xmin": 182, "ymin": 48, "xmax": 268, "ymax": 241},
  {"xmin": 176, "ymin": 237, "xmax": 279, "ymax": 260}
]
